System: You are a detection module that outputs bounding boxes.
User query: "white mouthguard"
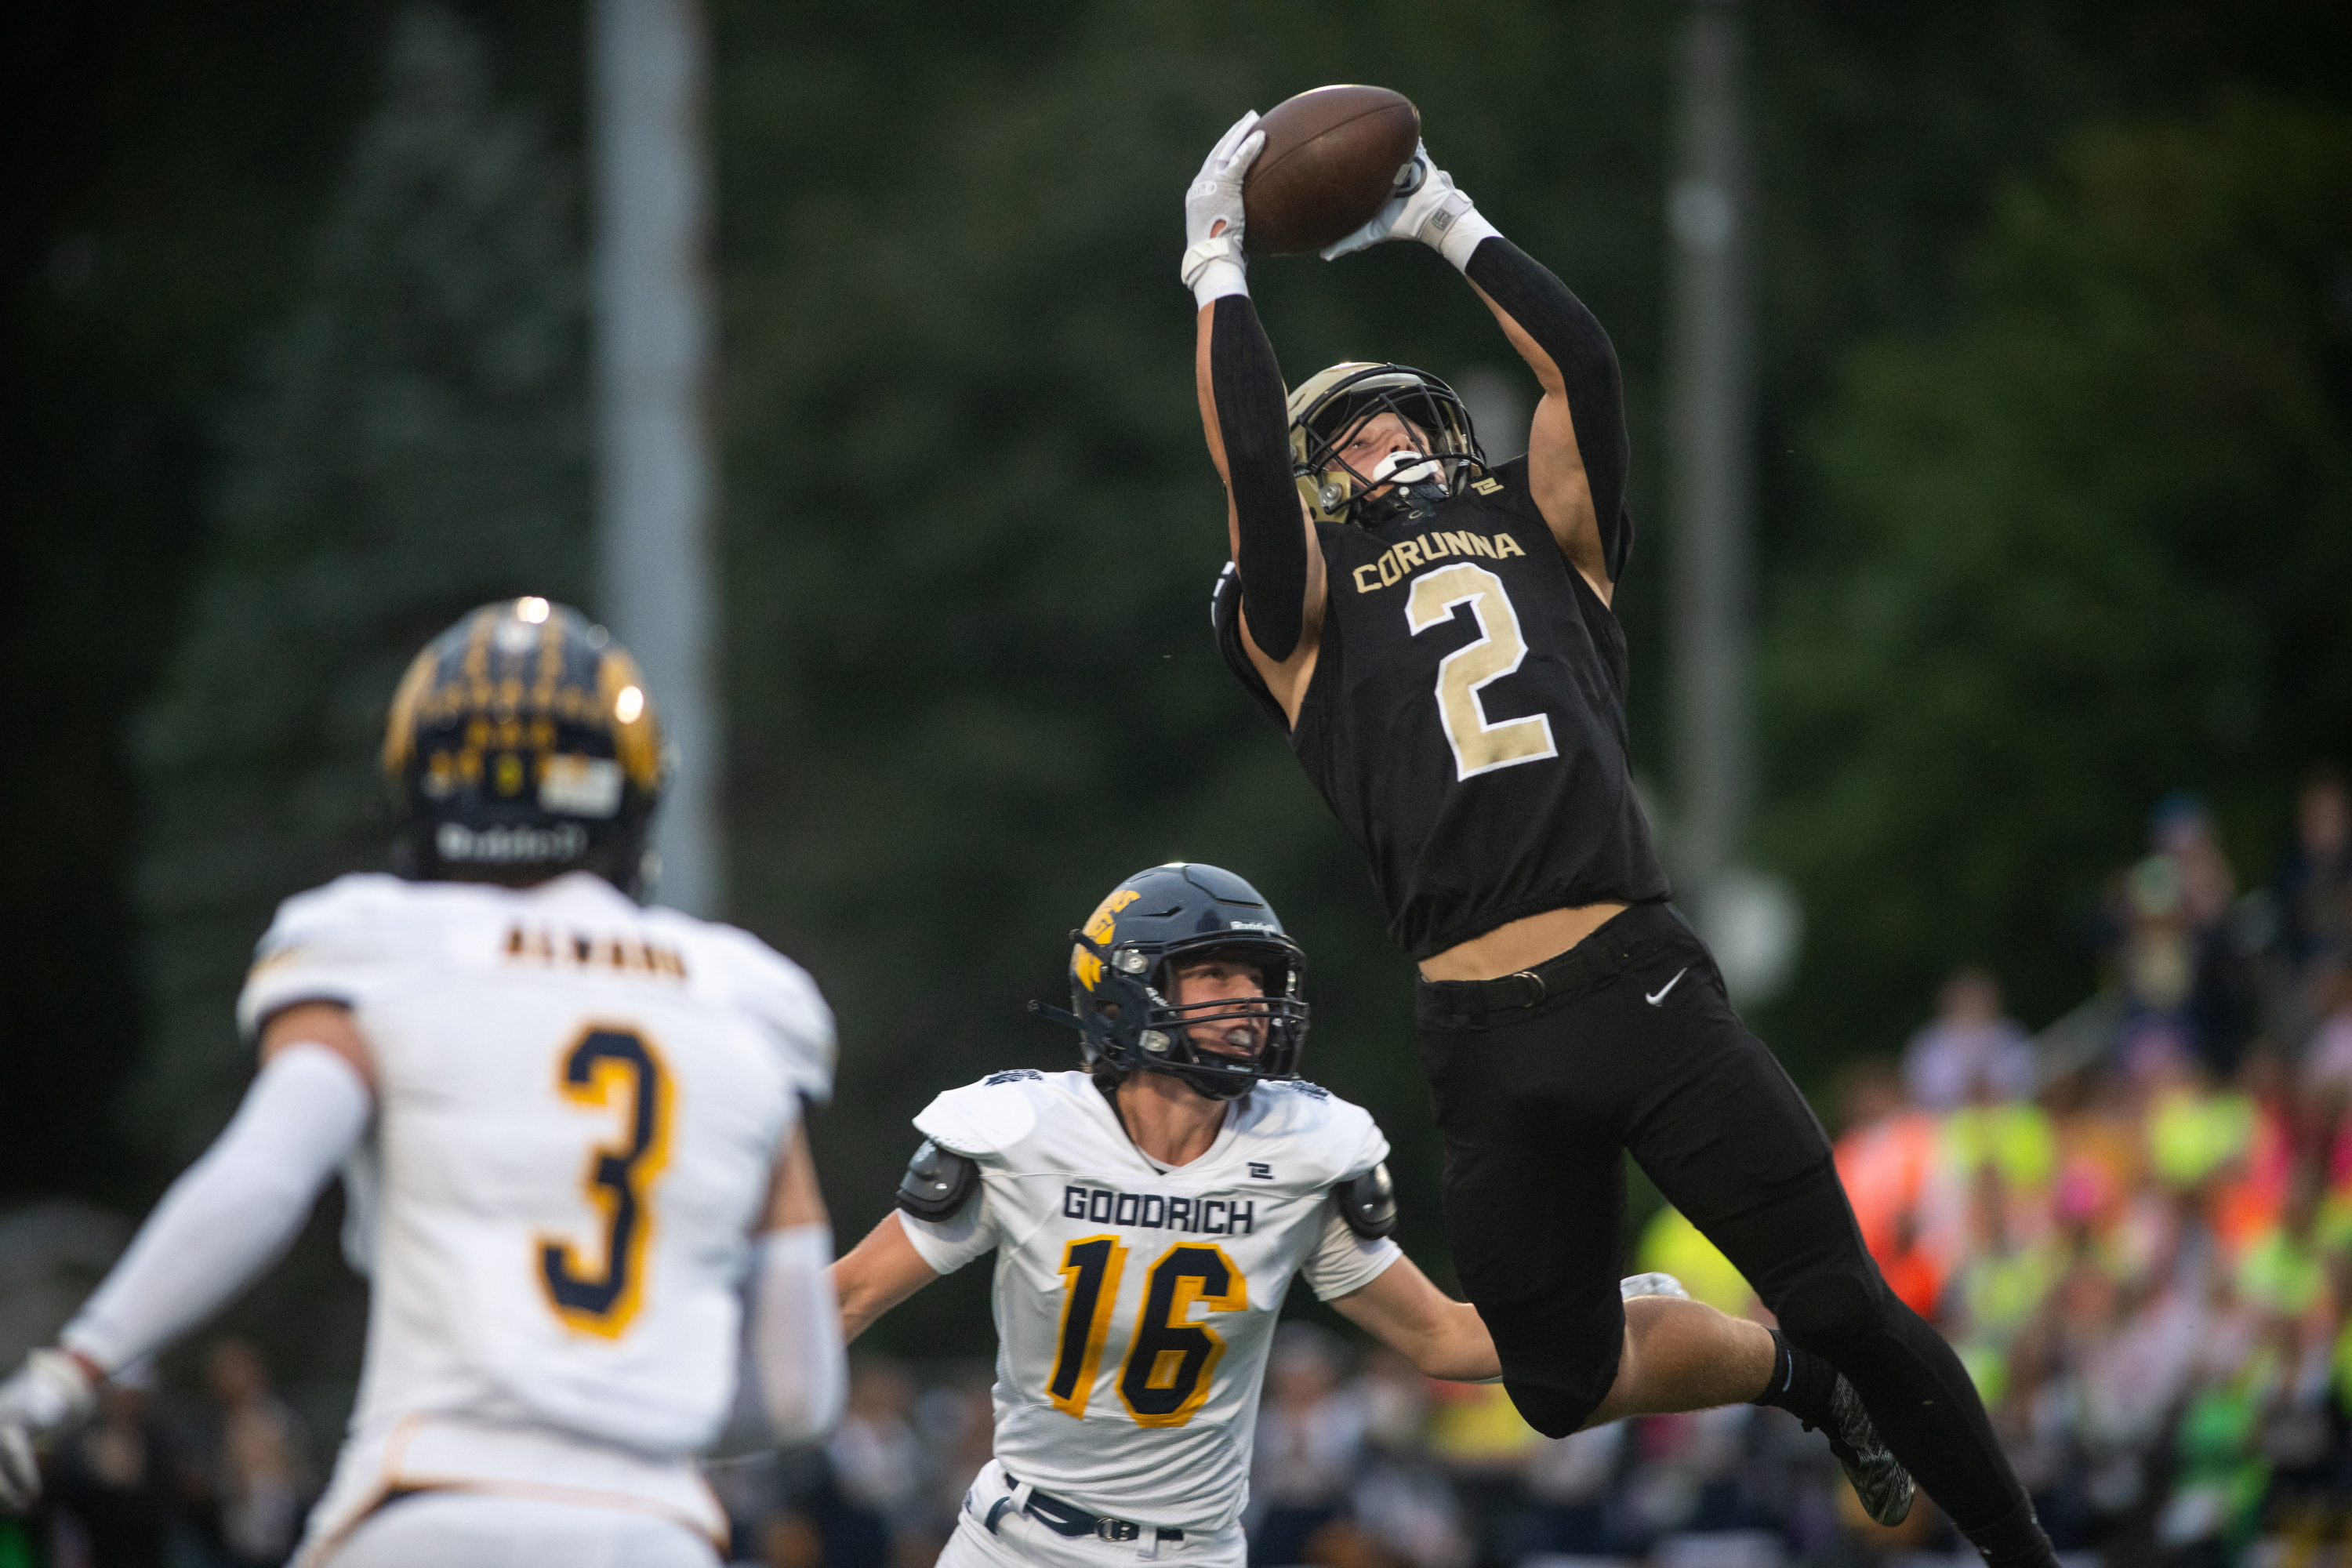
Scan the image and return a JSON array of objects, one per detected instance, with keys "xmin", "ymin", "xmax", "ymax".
[{"xmin": 1371, "ymin": 450, "xmax": 1443, "ymax": 488}]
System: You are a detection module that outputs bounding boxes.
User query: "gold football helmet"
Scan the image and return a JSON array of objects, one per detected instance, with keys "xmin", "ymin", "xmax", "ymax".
[{"xmin": 1287, "ymin": 361, "xmax": 1484, "ymax": 527}]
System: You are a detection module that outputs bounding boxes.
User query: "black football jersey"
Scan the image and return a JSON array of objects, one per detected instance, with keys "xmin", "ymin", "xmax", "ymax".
[{"xmin": 1214, "ymin": 457, "xmax": 1670, "ymax": 960}]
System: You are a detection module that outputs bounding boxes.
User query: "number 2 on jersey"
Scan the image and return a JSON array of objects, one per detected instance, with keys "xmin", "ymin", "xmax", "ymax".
[
  {"xmin": 1047, "ymin": 1239, "xmax": 1247, "ymax": 1428},
  {"xmin": 539, "ymin": 1026, "xmax": 672, "ymax": 1338},
  {"xmin": 1406, "ymin": 563, "xmax": 1559, "ymax": 780}
]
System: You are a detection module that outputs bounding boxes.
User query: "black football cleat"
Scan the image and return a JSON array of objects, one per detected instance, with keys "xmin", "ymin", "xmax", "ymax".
[{"xmin": 1814, "ymin": 1374, "xmax": 1915, "ymax": 1527}]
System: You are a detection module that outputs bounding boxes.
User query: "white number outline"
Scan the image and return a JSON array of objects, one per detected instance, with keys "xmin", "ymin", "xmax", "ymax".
[{"xmin": 1406, "ymin": 563, "xmax": 1559, "ymax": 780}]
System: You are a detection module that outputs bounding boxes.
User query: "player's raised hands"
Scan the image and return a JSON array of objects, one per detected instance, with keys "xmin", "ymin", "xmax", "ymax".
[
  {"xmin": 0, "ymin": 1349, "xmax": 97, "ymax": 1512},
  {"xmin": 1181, "ymin": 111, "xmax": 1264, "ymax": 296},
  {"xmin": 1319, "ymin": 142, "xmax": 1481, "ymax": 263}
]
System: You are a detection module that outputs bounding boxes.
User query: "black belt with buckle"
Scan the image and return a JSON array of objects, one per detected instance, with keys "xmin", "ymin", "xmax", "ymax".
[{"xmin": 986, "ymin": 1474, "xmax": 1183, "ymax": 1544}]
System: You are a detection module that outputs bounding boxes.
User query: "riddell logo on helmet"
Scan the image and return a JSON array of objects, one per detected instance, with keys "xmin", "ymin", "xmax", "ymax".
[
  {"xmin": 436, "ymin": 822, "xmax": 590, "ymax": 865},
  {"xmin": 1227, "ymin": 920, "xmax": 1279, "ymax": 932}
]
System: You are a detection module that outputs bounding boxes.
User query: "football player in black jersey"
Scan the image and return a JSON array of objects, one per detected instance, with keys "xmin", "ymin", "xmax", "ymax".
[{"xmin": 1177, "ymin": 114, "xmax": 2057, "ymax": 1567}]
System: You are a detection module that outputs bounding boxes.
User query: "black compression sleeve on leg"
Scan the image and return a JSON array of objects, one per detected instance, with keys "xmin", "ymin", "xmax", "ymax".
[
  {"xmin": 1462, "ymin": 237, "xmax": 1635, "ymax": 581},
  {"xmin": 1210, "ymin": 294, "xmax": 1308, "ymax": 661}
]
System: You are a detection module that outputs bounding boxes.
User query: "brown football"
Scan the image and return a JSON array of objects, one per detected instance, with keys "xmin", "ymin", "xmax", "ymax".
[{"xmin": 1242, "ymin": 85, "xmax": 1421, "ymax": 256}]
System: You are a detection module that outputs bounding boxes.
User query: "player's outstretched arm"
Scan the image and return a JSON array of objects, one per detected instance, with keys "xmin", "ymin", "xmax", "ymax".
[
  {"xmin": 1183, "ymin": 114, "xmax": 1327, "ymax": 720},
  {"xmin": 0, "ymin": 1002, "xmax": 372, "ymax": 1511},
  {"xmin": 1328, "ymin": 1256, "xmax": 1501, "ymax": 1384},
  {"xmin": 1322, "ymin": 145, "xmax": 1630, "ymax": 605},
  {"xmin": 829, "ymin": 1212, "xmax": 944, "ymax": 1344},
  {"xmin": 736, "ymin": 1124, "xmax": 848, "ymax": 1446}
]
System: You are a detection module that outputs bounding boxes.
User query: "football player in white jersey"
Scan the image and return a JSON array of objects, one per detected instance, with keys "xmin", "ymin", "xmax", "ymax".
[
  {"xmin": 833, "ymin": 863, "xmax": 1833, "ymax": 1568},
  {"xmin": 0, "ymin": 599, "xmax": 846, "ymax": 1568}
]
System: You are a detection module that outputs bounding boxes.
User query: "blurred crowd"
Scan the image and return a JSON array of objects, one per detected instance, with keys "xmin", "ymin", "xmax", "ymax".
[
  {"xmin": 3, "ymin": 1338, "xmax": 311, "ymax": 1568},
  {"xmin": 13, "ymin": 773, "xmax": 2350, "ymax": 1568},
  {"xmin": 1809, "ymin": 771, "xmax": 2352, "ymax": 1566}
]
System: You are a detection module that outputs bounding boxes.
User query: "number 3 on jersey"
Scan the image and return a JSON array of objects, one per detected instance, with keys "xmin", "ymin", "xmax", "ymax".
[
  {"xmin": 1049, "ymin": 1238, "xmax": 1247, "ymax": 1428},
  {"xmin": 539, "ymin": 1026, "xmax": 673, "ymax": 1338},
  {"xmin": 1407, "ymin": 563, "xmax": 1559, "ymax": 780}
]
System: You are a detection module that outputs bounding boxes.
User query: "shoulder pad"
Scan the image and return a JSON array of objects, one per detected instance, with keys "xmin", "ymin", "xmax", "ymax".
[
  {"xmin": 1336, "ymin": 1162, "xmax": 1398, "ymax": 1240},
  {"xmin": 913, "ymin": 1072, "xmax": 1047, "ymax": 1158},
  {"xmin": 896, "ymin": 1139, "xmax": 980, "ymax": 1222}
]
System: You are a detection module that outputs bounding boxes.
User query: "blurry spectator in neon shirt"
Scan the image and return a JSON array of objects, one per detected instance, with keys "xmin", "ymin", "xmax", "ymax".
[{"xmin": 1904, "ymin": 967, "xmax": 2036, "ymax": 1112}]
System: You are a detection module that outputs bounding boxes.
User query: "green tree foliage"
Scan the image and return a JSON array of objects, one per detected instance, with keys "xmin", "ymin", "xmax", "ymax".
[
  {"xmin": 129, "ymin": 5, "xmax": 586, "ymax": 1156},
  {"xmin": 1756, "ymin": 101, "xmax": 2352, "ymax": 1072}
]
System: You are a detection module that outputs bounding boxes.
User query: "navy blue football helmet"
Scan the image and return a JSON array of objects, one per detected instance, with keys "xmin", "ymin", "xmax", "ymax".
[
  {"xmin": 382, "ymin": 597, "xmax": 667, "ymax": 895},
  {"xmin": 1033, "ymin": 862, "xmax": 1309, "ymax": 1101}
]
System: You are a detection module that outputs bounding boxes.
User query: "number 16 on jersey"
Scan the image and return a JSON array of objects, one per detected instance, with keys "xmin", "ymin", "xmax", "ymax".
[{"xmin": 1050, "ymin": 1236, "xmax": 1247, "ymax": 1429}]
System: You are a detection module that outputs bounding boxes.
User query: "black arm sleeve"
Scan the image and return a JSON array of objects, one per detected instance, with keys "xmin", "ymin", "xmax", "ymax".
[
  {"xmin": 1210, "ymin": 294, "xmax": 1308, "ymax": 661},
  {"xmin": 1463, "ymin": 238, "xmax": 1635, "ymax": 582}
]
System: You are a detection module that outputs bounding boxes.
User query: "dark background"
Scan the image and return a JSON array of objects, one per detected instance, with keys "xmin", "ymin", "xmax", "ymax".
[{"xmin": 2, "ymin": 0, "xmax": 2347, "ymax": 1378}]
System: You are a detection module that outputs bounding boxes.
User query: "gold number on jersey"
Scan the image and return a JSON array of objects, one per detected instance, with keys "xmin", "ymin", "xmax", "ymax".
[
  {"xmin": 1047, "ymin": 1236, "xmax": 1127, "ymax": 1417},
  {"xmin": 1406, "ymin": 563, "xmax": 1559, "ymax": 780},
  {"xmin": 1116, "ymin": 1243, "xmax": 1247, "ymax": 1429},
  {"xmin": 538, "ymin": 1025, "xmax": 673, "ymax": 1338}
]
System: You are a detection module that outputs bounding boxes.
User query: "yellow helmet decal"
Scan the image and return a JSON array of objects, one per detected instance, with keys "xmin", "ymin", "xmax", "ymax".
[{"xmin": 1072, "ymin": 888, "xmax": 1142, "ymax": 991}]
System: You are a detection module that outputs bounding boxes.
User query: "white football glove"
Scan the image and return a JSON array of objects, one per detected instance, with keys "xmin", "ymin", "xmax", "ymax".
[
  {"xmin": 1320, "ymin": 142, "xmax": 1497, "ymax": 270},
  {"xmin": 1181, "ymin": 111, "xmax": 1264, "ymax": 305},
  {"xmin": 0, "ymin": 1349, "xmax": 97, "ymax": 1512}
]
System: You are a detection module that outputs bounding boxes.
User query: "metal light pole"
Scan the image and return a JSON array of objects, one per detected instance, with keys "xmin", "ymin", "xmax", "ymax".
[
  {"xmin": 590, "ymin": 0, "xmax": 722, "ymax": 916},
  {"xmin": 1667, "ymin": 0, "xmax": 1798, "ymax": 999},
  {"xmin": 1667, "ymin": 0, "xmax": 1752, "ymax": 898}
]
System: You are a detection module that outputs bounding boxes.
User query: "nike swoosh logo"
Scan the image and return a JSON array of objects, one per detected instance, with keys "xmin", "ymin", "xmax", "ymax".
[{"xmin": 1645, "ymin": 968, "xmax": 1689, "ymax": 1007}]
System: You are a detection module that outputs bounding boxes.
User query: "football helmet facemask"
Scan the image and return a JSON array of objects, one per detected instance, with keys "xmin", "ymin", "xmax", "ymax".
[
  {"xmin": 1032, "ymin": 862, "xmax": 1309, "ymax": 1102},
  {"xmin": 382, "ymin": 597, "xmax": 667, "ymax": 895},
  {"xmin": 1289, "ymin": 361, "xmax": 1485, "ymax": 530}
]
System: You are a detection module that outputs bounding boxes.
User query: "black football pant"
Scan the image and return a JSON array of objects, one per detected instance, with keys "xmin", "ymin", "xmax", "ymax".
[{"xmin": 1414, "ymin": 901, "xmax": 2031, "ymax": 1538}]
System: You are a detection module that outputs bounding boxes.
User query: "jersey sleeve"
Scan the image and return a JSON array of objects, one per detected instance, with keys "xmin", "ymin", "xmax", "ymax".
[
  {"xmin": 902, "ymin": 1076, "xmax": 1036, "ymax": 1273},
  {"xmin": 1299, "ymin": 1203, "xmax": 1402, "ymax": 1301},
  {"xmin": 897, "ymin": 1185, "xmax": 1002, "ymax": 1276},
  {"xmin": 234, "ymin": 876, "xmax": 396, "ymax": 1041},
  {"xmin": 911, "ymin": 1076, "xmax": 1040, "ymax": 1159}
]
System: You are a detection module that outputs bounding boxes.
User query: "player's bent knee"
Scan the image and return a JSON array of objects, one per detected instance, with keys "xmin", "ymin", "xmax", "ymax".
[{"xmin": 1478, "ymin": 1293, "xmax": 1623, "ymax": 1439}]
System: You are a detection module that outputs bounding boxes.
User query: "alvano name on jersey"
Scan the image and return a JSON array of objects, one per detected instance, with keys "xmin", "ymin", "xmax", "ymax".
[
  {"xmin": 503, "ymin": 923, "xmax": 689, "ymax": 979},
  {"xmin": 1350, "ymin": 524, "xmax": 1526, "ymax": 594},
  {"xmin": 1061, "ymin": 1185, "xmax": 1258, "ymax": 1236}
]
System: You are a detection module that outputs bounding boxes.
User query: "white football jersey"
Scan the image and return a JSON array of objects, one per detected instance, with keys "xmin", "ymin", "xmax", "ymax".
[
  {"xmin": 899, "ymin": 1069, "xmax": 1400, "ymax": 1535},
  {"xmin": 235, "ymin": 872, "xmax": 833, "ymax": 1555}
]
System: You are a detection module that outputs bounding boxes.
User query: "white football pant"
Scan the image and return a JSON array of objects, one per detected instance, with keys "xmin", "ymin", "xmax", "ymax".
[{"xmin": 326, "ymin": 1493, "xmax": 719, "ymax": 1568}]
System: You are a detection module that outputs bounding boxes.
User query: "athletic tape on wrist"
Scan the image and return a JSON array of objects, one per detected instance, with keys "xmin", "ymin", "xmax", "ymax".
[
  {"xmin": 1430, "ymin": 199, "xmax": 1501, "ymax": 272},
  {"xmin": 1180, "ymin": 236, "xmax": 1247, "ymax": 307}
]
